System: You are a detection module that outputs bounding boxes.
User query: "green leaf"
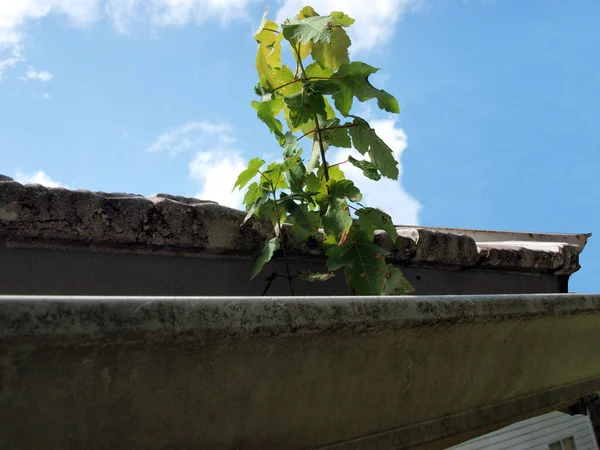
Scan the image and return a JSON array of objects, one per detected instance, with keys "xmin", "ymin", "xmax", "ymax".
[
  {"xmin": 326, "ymin": 230, "xmax": 390, "ymax": 295},
  {"xmin": 286, "ymin": 202, "xmax": 320, "ymax": 240},
  {"xmin": 271, "ymin": 65, "xmax": 302, "ymax": 96},
  {"xmin": 244, "ymin": 189, "xmax": 270, "ymax": 224},
  {"xmin": 304, "ymin": 62, "xmax": 333, "ymax": 78},
  {"xmin": 322, "ymin": 197, "xmax": 352, "ymax": 238},
  {"xmin": 243, "ymin": 182, "xmax": 264, "ymax": 209},
  {"xmin": 356, "ymin": 207, "xmax": 398, "ymax": 241},
  {"xmin": 257, "ymin": 198, "xmax": 286, "ymax": 227},
  {"xmin": 264, "ymin": 161, "xmax": 289, "ymax": 190},
  {"xmin": 282, "ymin": 15, "xmax": 334, "ymax": 44},
  {"xmin": 298, "ymin": 6, "xmax": 319, "ymax": 18},
  {"xmin": 330, "ymin": 179, "xmax": 362, "ymax": 202},
  {"xmin": 284, "ymin": 91, "xmax": 326, "ymax": 128},
  {"xmin": 331, "ymin": 62, "xmax": 400, "ymax": 116},
  {"xmin": 252, "ymin": 95, "xmax": 284, "ymax": 137},
  {"xmin": 319, "ymin": 118, "xmax": 352, "ymax": 148},
  {"xmin": 348, "ymin": 116, "xmax": 399, "ymax": 180},
  {"xmin": 348, "ymin": 155, "xmax": 381, "ymax": 181},
  {"xmin": 311, "ymin": 27, "xmax": 351, "ymax": 71},
  {"xmin": 299, "ymin": 271, "xmax": 335, "ymax": 282},
  {"xmin": 381, "ymin": 264, "xmax": 414, "ymax": 295},
  {"xmin": 307, "ymin": 135, "xmax": 326, "ymax": 172},
  {"xmin": 254, "ymin": 11, "xmax": 283, "ymax": 88},
  {"xmin": 280, "ymin": 131, "xmax": 299, "ymax": 157},
  {"xmin": 251, "ymin": 237, "xmax": 281, "ymax": 280},
  {"xmin": 331, "ymin": 11, "xmax": 355, "ymax": 27},
  {"xmin": 233, "ymin": 157, "xmax": 265, "ymax": 192},
  {"xmin": 322, "ymin": 179, "xmax": 361, "ymax": 238}
]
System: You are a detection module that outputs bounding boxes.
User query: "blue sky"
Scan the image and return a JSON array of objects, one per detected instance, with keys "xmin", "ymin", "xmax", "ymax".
[{"xmin": 1, "ymin": 0, "xmax": 599, "ymax": 292}]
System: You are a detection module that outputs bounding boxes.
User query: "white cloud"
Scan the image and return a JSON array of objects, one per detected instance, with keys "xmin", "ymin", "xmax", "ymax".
[
  {"xmin": 189, "ymin": 150, "xmax": 246, "ymax": 208},
  {"xmin": 329, "ymin": 117, "xmax": 421, "ymax": 225},
  {"xmin": 14, "ymin": 170, "xmax": 67, "ymax": 188},
  {"xmin": 148, "ymin": 119, "xmax": 245, "ymax": 207},
  {"xmin": 41, "ymin": 93, "xmax": 50, "ymax": 99},
  {"xmin": 0, "ymin": 0, "xmax": 255, "ymax": 79},
  {"xmin": 23, "ymin": 66, "xmax": 54, "ymax": 82},
  {"xmin": 146, "ymin": 120, "xmax": 234, "ymax": 156},
  {"xmin": 275, "ymin": 0, "xmax": 422, "ymax": 53}
]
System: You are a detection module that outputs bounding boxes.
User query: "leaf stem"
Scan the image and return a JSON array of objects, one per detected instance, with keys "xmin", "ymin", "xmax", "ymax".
[
  {"xmin": 298, "ymin": 123, "xmax": 360, "ymax": 140},
  {"xmin": 328, "ymin": 159, "xmax": 349, "ymax": 168}
]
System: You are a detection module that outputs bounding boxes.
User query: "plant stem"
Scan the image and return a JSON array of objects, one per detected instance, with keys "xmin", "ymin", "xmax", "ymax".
[
  {"xmin": 314, "ymin": 116, "xmax": 330, "ymax": 184},
  {"xmin": 270, "ymin": 187, "xmax": 295, "ymax": 296}
]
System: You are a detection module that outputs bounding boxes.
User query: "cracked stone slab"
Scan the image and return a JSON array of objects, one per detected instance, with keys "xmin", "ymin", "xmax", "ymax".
[
  {"xmin": 0, "ymin": 181, "xmax": 272, "ymax": 256},
  {"xmin": 396, "ymin": 228, "xmax": 479, "ymax": 267}
]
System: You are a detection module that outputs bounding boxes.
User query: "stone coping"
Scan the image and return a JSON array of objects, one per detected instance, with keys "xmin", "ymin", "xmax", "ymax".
[
  {"xmin": 2, "ymin": 294, "xmax": 599, "ymax": 343},
  {"xmin": 0, "ymin": 178, "xmax": 589, "ymax": 275}
]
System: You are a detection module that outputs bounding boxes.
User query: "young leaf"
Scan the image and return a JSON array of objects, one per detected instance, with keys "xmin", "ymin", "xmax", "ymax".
[
  {"xmin": 299, "ymin": 271, "xmax": 335, "ymax": 282},
  {"xmin": 252, "ymin": 96, "xmax": 284, "ymax": 137},
  {"xmin": 254, "ymin": 11, "xmax": 283, "ymax": 88},
  {"xmin": 304, "ymin": 62, "xmax": 333, "ymax": 78},
  {"xmin": 311, "ymin": 27, "xmax": 351, "ymax": 71},
  {"xmin": 348, "ymin": 116, "xmax": 399, "ymax": 180},
  {"xmin": 233, "ymin": 157, "xmax": 265, "ymax": 192},
  {"xmin": 381, "ymin": 264, "xmax": 414, "ymax": 295},
  {"xmin": 271, "ymin": 65, "xmax": 302, "ymax": 96},
  {"xmin": 356, "ymin": 207, "xmax": 398, "ymax": 241},
  {"xmin": 348, "ymin": 156, "xmax": 381, "ymax": 181},
  {"xmin": 251, "ymin": 237, "xmax": 281, "ymax": 280},
  {"xmin": 331, "ymin": 62, "xmax": 400, "ymax": 116},
  {"xmin": 331, "ymin": 11, "xmax": 355, "ymax": 27},
  {"xmin": 243, "ymin": 181, "xmax": 267, "ymax": 209},
  {"xmin": 264, "ymin": 161, "xmax": 289, "ymax": 190},
  {"xmin": 326, "ymin": 230, "xmax": 390, "ymax": 295},
  {"xmin": 298, "ymin": 6, "xmax": 319, "ymax": 18},
  {"xmin": 282, "ymin": 15, "xmax": 334, "ymax": 44}
]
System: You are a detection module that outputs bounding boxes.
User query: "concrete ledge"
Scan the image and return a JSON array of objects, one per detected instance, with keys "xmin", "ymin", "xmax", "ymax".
[{"xmin": 1, "ymin": 294, "xmax": 600, "ymax": 449}]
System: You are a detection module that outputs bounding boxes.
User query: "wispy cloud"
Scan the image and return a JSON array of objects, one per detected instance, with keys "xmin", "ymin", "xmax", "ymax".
[
  {"xmin": 14, "ymin": 170, "xmax": 67, "ymax": 188},
  {"xmin": 146, "ymin": 120, "xmax": 235, "ymax": 156},
  {"xmin": 22, "ymin": 66, "xmax": 54, "ymax": 82},
  {"xmin": 276, "ymin": 0, "xmax": 423, "ymax": 53},
  {"xmin": 148, "ymin": 119, "xmax": 245, "ymax": 207},
  {"xmin": 0, "ymin": 0, "xmax": 256, "ymax": 79}
]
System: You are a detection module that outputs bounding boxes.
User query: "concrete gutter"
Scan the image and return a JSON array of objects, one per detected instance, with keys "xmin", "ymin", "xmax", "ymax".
[{"xmin": 1, "ymin": 294, "xmax": 600, "ymax": 449}]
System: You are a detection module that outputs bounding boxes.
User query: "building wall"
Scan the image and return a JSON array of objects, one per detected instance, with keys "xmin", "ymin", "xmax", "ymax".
[
  {"xmin": 0, "ymin": 247, "xmax": 566, "ymax": 296},
  {"xmin": 449, "ymin": 411, "xmax": 599, "ymax": 450}
]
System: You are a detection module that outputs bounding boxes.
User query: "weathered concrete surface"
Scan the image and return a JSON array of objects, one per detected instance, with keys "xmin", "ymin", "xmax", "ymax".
[
  {"xmin": 0, "ymin": 179, "xmax": 589, "ymax": 277},
  {"xmin": 1, "ymin": 294, "xmax": 600, "ymax": 450}
]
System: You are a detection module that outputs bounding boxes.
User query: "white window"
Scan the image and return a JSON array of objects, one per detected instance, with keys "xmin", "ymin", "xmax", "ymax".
[{"xmin": 549, "ymin": 436, "xmax": 576, "ymax": 450}]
